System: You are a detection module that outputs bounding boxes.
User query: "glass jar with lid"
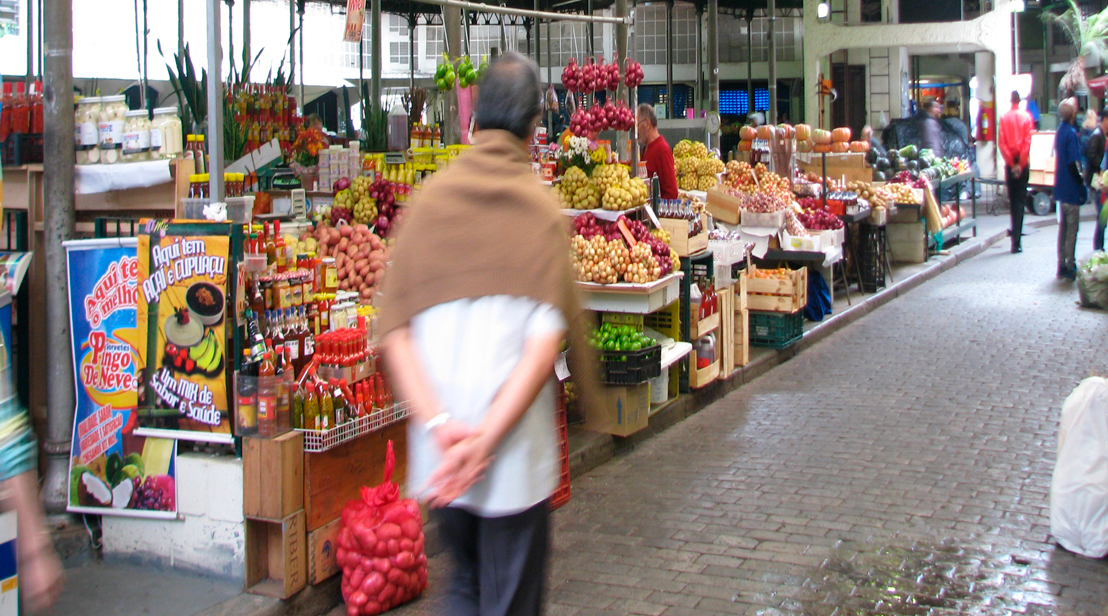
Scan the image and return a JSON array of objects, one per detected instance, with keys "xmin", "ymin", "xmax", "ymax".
[
  {"xmin": 150, "ymin": 107, "xmax": 183, "ymax": 160},
  {"xmin": 74, "ymin": 97, "xmax": 101, "ymax": 165},
  {"xmin": 97, "ymin": 95, "xmax": 128, "ymax": 164},
  {"xmin": 121, "ymin": 110, "xmax": 151, "ymax": 163}
]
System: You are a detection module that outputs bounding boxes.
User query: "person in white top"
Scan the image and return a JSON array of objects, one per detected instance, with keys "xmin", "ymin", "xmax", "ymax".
[{"xmin": 381, "ymin": 52, "xmax": 582, "ymax": 616}]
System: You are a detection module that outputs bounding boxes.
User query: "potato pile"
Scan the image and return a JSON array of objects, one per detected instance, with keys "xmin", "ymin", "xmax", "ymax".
[
  {"xmin": 882, "ymin": 183, "xmax": 920, "ymax": 205},
  {"xmin": 845, "ymin": 180, "xmax": 889, "ymax": 211},
  {"xmin": 303, "ymin": 223, "xmax": 390, "ymax": 300}
]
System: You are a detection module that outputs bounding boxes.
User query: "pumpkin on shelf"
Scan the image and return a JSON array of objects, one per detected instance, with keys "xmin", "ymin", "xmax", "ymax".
[
  {"xmin": 831, "ymin": 142, "xmax": 850, "ymax": 153},
  {"xmin": 739, "ymin": 125, "xmax": 758, "ymax": 141},
  {"xmin": 795, "ymin": 123, "xmax": 811, "ymax": 141},
  {"xmin": 831, "ymin": 127, "xmax": 852, "ymax": 143},
  {"xmin": 848, "ymin": 140, "xmax": 870, "ymax": 153},
  {"xmin": 796, "ymin": 140, "xmax": 814, "ymax": 153},
  {"xmin": 813, "ymin": 143, "xmax": 832, "ymax": 154},
  {"xmin": 756, "ymin": 124, "xmax": 777, "ymax": 140},
  {"xmin": 737, "ymin": 140, "xmax": 753, "ymax": 152},
  {"xmin": 811, "ymin": 129, "xmax": 833, "ymax": 145},
  {"xmin": 777, "ymin": 123, "xmax": 795, "ymax": 139}
]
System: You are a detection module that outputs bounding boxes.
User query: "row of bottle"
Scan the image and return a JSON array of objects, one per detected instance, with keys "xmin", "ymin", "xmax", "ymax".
[
  {"xmin": 693, "ymin": 282, "xmax": 719, "ymax": 321},
  {"xmin": 244, "ymin": 307, "xmax": 315, "ymax": 379},
  {"xmin": 188, "ymin": 173, "xmax": 249, "ymax": 199},
  {"xmin": 0, "ymin": 81, "xmax": 44, "ymax": 142},
  {"xmin": 292, "ymin": 369, "xmax": 394, "ymax": 432},
  {"xmin": 408, "ymin": 123, "xmax": 443, "ymax": 150}
]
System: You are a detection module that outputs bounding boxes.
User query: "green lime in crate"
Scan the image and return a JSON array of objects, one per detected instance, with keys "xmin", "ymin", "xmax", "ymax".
[{"xmin": 749, "ymin": 310, "xmax": 803, "ymax": 349}]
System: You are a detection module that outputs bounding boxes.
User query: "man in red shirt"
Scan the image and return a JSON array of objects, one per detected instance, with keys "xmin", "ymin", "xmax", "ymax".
[
  {"xmin": 999, "ymin": 91, "xmax": 1034, "ymax": 253},
  {"xmin": 636, "ymin": 104, "xmax": 679, "ymax": 199}
]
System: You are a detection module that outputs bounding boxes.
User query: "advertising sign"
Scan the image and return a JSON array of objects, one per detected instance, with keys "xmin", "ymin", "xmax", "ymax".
[
  {"xmin": 135, "ymin": 222, "xmax": 234, "ymax": 443},
  {"xmin": 344, "ymin": 0, "xmax": 366, "ymax": 42},
  {"xmin": 65, "ymin": 238, "xmax": 177, "ymax": 519}
]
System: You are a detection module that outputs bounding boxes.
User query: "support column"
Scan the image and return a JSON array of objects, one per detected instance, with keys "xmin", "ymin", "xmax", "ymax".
[
  {"xmin": 372, "ymin": 0, "xmax": 382, "ymax": 112},
  {"xmin": 409, "ymin": 18, "xmax": 416, "ymax": 94},
  {"xmin": 42, "ymin": 0, "xmax": 76, "ymax": 515},
  {"xmin": 243, "ymin": 0, "xmax": 251, "ymax": 67},
  {"xmin": 289, "ymin": 0, "xmax": 296, "ymax": 113},
  {"xmin": 707, "ymin": 0, "xmax": 719, "ymax": 140},
  {"xmin": 746, "ymin": 11, "xmax": 753, "ymax": 120},
  {"xmin": 178, "ymin": 0, "xmax": 185, "ymax": 58},
  {"xmin": 695, "ymin": 4, "xmax": 703, "ymax": 115},
  {"xmin": 666, "ymin": 0, "xmax": 674, "ymax": 119},
  {"xmin": 445, "ymin": 6, "xmax": 463, "ymax": 144},
  {"xmin": 975, "ymin": 51, "xmax": 996, "ymax": 179},
  {"xmin": 207, "ymin": 0, "xmax": 226, "ymax": 202},
  {"xmin": 767, "ymin": 0, "xmax": 777, "ymax": 124},
  {"xmin": 616, "ymin": 0, "xmax": 629, "ymax": 161}
]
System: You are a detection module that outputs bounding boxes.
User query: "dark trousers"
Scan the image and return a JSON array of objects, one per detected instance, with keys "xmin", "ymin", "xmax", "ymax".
[
  {"xmin": 1095, "ymin": 192, "xmax": 1106, "ymax": 251},
  {"xmin": 1006, "ymin": 165, "xmax": 1029, "ymax": 248},
  {"xmin": 435, "ymin": 500, "xmax": 550, "ymax": 616}
]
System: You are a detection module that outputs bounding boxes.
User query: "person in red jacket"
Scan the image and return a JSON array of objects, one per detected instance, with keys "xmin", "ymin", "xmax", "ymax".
[
  {"xmin": 636, "ymin": 104, "xmax": 679, "ymax": 199},
  {"xmin": 999, "ymin": 91, "xmax": 1034, "ymax": 253}
]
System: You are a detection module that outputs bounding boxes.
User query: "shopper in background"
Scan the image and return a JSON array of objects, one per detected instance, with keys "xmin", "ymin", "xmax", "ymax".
[
  {"xmin": 0, "ymin": 336, "xmax": 63, "ymax": 613},
  {"xmin": 1054, "ymin": 98, "xmax": 1086, "ymax": 281},
  {"xmin": 917, "ymin": 97, "xmax": 945, "ymax": 158},
  {"xmin": 999, "ymin": 91, "xmax": 1034, "ymax": 253},
  {"xmin": 860, "ymin": 125, "xmax": 887, "ymax": 162},
  {"xmin": 1093, "ymin": 110, "xmax": 1108, "ymax": 253},
  {"xmin": 636, "ymin": 104, "xmax": 679, "ymax": 199},
  {"xmin": 378, "ymin": 52, "xmax": 597, "ymax": 616}
]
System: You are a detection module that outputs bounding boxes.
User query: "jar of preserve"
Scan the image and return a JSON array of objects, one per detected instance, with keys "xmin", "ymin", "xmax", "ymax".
[
  {"xmin": 97, "ymin": 95, "xmax": 128, "ymax": 164},
  {"xmin": 121, "ymin": 110, "xmax": 151, "ymax": 162},
  {"xmin": 150, "ymin": 107, "xmax": 183, "ymax": 159},
  {"xmin": 75, "ymin": 97, "xmax": 101, "ymax": 165}
]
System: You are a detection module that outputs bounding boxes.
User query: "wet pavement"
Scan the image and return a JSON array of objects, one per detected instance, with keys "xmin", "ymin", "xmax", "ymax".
[{"xmin": 341, "ymin": 213, "xmax": 1108, "ymax": 616}]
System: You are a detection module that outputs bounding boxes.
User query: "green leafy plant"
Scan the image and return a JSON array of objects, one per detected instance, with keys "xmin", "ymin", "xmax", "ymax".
[
  {"xmin": 362, "ymin": 84, "xmax": 388, "ymax": 152},
  {"xmin": 1041, "ymin": 1, "xmax": 1108, "ymax": 97},
  {"xmin": 158, "ymin": 41, "xmax": 207, "ymax": 134}
]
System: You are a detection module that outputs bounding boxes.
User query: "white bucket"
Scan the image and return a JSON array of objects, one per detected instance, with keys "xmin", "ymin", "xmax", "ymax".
[{"xmin": 649, "ymin": 369, "xmax": 669, "ymax": 405}]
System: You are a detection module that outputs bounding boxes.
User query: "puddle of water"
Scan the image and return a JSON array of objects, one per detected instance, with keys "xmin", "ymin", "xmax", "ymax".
[{"xmin": 796, "ymin": 539, "xmax": 1045, "ymax": 615}]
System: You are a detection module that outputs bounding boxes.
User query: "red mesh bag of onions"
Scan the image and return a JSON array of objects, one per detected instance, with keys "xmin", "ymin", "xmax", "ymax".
[{"xmin": 338, "ymin": 441, "xmax": 428, "ymax": 616}]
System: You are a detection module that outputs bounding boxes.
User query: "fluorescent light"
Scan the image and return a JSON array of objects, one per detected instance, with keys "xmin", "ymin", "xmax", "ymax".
[
  {"xmin": 817, "ymin": 2, "xmax": 830, "ymax": 20},
  {"xmin": 1010, "ymin": 0, "xmax": 1025, "ymax": 12}
]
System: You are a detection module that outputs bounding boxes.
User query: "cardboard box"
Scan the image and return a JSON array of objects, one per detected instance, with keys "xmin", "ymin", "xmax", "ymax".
[
  {"xmin": 243, "ymin": 432, "xmax": 305, "ymax": 522},
  {"xmin": 304, "ymin": 421, "xmax": 407, "ymax": 532},
  {"xmin": 887, "ymin": 220, "xmax": 926, "ymax": 264},
  {"xmin": 308, "ymin": 517, "xmax": 342, "ymax": 585},
  {"xmin": 246, "ymin": 510, "xmax": 307, "ymax": 599},
  {"xmin": 583, "ymin": 383, "xmax": 650, "ymax": 437}
]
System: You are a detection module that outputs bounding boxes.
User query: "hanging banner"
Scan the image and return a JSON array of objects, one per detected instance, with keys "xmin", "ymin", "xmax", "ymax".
[
  {"xmin": 344, "ymin": 0, "xmax": 366, "ymax": 42},
  {"xmin": 135, "ymin": 221, "xmax": 234, "ymax": 443},
  {"xmin": 65, "ymin": 238, "xmax": 178, "ymax": 519}
]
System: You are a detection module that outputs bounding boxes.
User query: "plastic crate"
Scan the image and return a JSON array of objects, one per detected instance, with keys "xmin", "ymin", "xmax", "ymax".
[
  {"xmin": 550, "ymin": 385, "xmax": 571, "ymax": 510},
  {"xmin": 749, "ymin": 310, "xmax": 804, "ymax": 349},
  {"xmin": 599, "ymin": 344, "xmax": 662, "ymax": 385},
  {"xmin": 1, "ymin": 133, "xmax": 43, "ymax": 166}
]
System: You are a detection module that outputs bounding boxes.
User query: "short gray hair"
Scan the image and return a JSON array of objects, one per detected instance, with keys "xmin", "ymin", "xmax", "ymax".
[
  {"xmin": 636, "ymin": 104, "xmax": 657, "ymax": 128},
  {"xmin": 474, "ymin": 52, "xmax": 542, "ymax": 141}
]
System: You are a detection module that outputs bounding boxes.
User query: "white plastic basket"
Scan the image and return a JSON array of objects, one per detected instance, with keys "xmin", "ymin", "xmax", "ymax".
[{"xmin": 296, "ymin": 401, "xmax": 410, "ymax": 453}]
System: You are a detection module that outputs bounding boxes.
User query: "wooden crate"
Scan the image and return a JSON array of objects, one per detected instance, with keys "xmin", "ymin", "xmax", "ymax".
[
  {"xmin": 244, "ymin": 432, "xmax": 304, "ymax": 522},
  {"xmin": 659, "ymin": 215, "xmax": 708, "ymax": 257},
  {"xmin": 304, "ymin": 421, "xmax": 407, "ymax": 532},
  {"xmin": 719, "ymin": 288, "xmax": 735, "ymax": 376},
  {"xmin": 688, "ymin": 350, "xmax": 720, "ymax": 389},
  {"xmin": 307, "ymin": 517, "xmax": 342, "ymax": 586},
  {"xmin": 733, "ymin": 275, "xmax": 747, "ymax": 312},
  {"xmin": 746, "ymin": 267, "xmax": 807, "ymax": 314},
  {"xmin": 689, "ymin": 310, "xmax": 720, "ymax": 340},
  {"xmin": 706, "ymin": 188, "xmax": 743, "ymax": 225},
  {"xmin": 733, "ymin": 309, "xmax": 750, "ymax": 368},
  {"xmin": 246, "ymin": 509, "xmax": 307, "ymax": 599}
]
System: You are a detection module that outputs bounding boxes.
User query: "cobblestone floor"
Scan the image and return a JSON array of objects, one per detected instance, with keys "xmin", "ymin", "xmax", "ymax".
[{"xmin": 365, "ymin": 219, "xmax": 1108, "ymax": 616}]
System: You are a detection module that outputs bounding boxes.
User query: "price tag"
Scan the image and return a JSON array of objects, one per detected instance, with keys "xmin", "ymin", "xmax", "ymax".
[
  {"xmin": 644, "ymin": 204, "xmax": 662, "ymax": 229},
  {"xmin": 554, "ymin": 351, "xmax": 571, "ymax": 381}
]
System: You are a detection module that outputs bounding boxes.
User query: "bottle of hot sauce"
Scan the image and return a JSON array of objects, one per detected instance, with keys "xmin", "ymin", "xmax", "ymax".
[
  {"xmin": 274, "ymin": 220, "xmax": 287, "ymax": 273},
  {"xmin": 257, "ymin": 351, "xmax": 277, "ymax": 438}
]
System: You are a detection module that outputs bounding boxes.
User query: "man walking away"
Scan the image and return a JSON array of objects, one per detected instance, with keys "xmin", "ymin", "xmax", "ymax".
[
  {"xmin": 378, "ymin": 52, "xmax": 598, "ymax": 616},
  {"xmin": 1084, "ymin": 109, "xmax": 1107, "ymax": 209},
  {"xmin": 918, "ymin": 97, "xmax": 945, "ymax": 158},
  {"xmin": 999, "ymin": 91, "xmax": 1034, "ymax": 253},
  {"xmin": 1054, "ymin": 98, "xmax": 1085, "ymax": 281}
]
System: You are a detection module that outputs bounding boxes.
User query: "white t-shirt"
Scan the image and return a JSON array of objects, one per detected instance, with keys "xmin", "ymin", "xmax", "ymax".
[{"xmin": 408, "ymin": 295, "xmax": 566, "ymax": 517}]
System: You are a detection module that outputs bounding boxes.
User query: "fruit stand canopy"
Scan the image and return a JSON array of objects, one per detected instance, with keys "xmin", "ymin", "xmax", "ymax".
[{"xmin": 316, "ymin": 0, "xmax": 802, "ymax": 20}]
